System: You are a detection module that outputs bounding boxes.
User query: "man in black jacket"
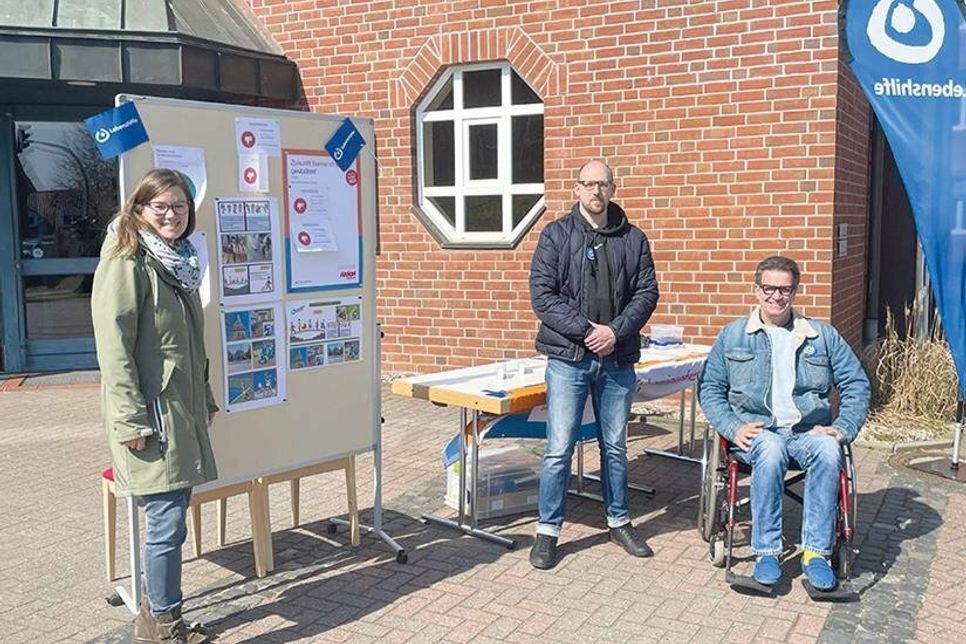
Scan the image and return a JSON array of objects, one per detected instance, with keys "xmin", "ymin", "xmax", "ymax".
[{"xmin": 528, "ymin": 159, "xmax": 660, "ymax": 569}]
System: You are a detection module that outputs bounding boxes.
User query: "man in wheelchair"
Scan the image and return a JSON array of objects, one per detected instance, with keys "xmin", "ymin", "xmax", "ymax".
[{"xmin": 698, "ymin": 256, "xmax": 870, "ymax": 594}]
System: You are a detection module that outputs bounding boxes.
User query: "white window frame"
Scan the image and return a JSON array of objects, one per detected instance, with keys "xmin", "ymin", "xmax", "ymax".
[{"xmin": 416, "ymin": 62, "xmax": 545, "ymax": 247}]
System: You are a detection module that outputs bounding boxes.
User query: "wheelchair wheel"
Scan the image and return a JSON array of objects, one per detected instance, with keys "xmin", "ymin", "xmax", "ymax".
[
  {"xmin": 709, "ymin": 534, "xmax": 726, "ymax": 568},
  {"xmin": 698, "ymin": 434, "xmax": 724, "ymax": 542},
  {"xmin": 833, "ymin": 541, "xmax": 851, "ymax": 579}
]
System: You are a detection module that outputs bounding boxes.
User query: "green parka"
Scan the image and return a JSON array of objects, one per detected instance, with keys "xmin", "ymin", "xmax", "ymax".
[{"xmin": 91, "ymin": 229, "xmax": 218, "ymax": 497}]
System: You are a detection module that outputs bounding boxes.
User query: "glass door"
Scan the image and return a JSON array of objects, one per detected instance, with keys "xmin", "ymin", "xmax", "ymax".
[{"xmin": 10, "ymin": 116, "xmax": 118, "ymax": 371}]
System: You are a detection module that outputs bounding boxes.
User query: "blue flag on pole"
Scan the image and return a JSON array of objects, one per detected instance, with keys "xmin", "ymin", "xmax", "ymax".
[
  {"xmin": 84, "ymin": 101, "xmax": 150, "ymax": 160},
  {"xmin": 843, "ymin": 0, "xmax": 966, "ymax": 396},
  {"xmin": 324, "ymin": 118, "xmax": 366, "ymax": 172}
]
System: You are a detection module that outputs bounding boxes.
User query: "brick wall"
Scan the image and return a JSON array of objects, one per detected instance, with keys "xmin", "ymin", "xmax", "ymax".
[
  {"xmin": 831, "ymin": 60, "xmax": 871, "ymax": 349},
  {"xmin": 245, "ymin": 0, "xmax": 870, "ymax": 374}
]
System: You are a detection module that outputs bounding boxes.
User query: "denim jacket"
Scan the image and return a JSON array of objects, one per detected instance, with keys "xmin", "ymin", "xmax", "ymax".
[{"xmin": 698, "ymin": 307, "xmax": 870, "ymax": 444}]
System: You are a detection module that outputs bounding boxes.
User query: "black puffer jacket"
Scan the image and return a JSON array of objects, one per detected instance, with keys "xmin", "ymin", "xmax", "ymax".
[{"xmin": 529, "ymin": 202, "xmax": 660, "ymax": 366}]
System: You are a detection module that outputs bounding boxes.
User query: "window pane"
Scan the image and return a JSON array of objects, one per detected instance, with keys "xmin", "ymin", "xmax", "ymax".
[
  {"xmin": 465, "ymin": 195, "xmax": 502, "ymax": 232},
  {"xmin": 463, "ymin": 69, "xmax": 501, "ymax": 108},
  {"xmin": 427, "ymin": 196, "xmax": 455, "ymax": 226},
  {"xmin": 511, "ymin": 70, "xmax": 541, "ymax": 105},
  {"xmin": 512, "ymin": 194, "xmax": 541, "ymax": 227},
  {"xmin": 15, "ymin": 121, "xmax": 119, "ymax": 258},
  {"xmin": 512, "ymin": 115, "xmax": 544, "ymax": 183},
  {"xmin": 468, "ymin": 123, "xmax": 498, "ymax": 180},
  {"xmin": 423, "ymin": 121, "xmax": 454, "ymax": 187},
  {"xmin": 426, "ymin": 76, "xmax": 453, "ymax": 111},
  {"xmin": 23, "ymin": 273, "xmax": 93, "ymax": 339}
]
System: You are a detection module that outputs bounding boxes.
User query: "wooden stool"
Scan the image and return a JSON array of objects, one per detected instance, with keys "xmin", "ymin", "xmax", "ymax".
[
  {"xmin": 252, "ymin": 456, "xmax": 360, "ymax": 577},
  {"xmin": 101, "ymin": 467, "xmax": 229, "ymax": 582}
]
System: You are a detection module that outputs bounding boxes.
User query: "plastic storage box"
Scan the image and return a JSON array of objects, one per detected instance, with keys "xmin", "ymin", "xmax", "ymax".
[{"xmin": 445, "ymin": 442, "xmax": 541, "ymax": 519}]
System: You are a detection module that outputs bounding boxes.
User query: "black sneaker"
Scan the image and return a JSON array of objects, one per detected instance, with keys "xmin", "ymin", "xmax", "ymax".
[
  {"xmin": 529, "ymin": 533, "xmax": 559, "ymax": 570},
  {"xmin": 609, "ymin": 523, "xmax": 654, "ymax": 558}
]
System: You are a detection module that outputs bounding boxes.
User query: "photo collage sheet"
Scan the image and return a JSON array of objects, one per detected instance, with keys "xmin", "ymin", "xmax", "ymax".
[{"xmin": 287, "ymin": 298, "xmax": 363, "ymax": 371}]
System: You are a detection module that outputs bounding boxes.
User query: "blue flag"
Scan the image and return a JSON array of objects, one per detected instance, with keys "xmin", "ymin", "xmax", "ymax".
[
  {"xmin": 324, "ymin": 118, "xmax": 366, "ymax": 172},
  {"xmin": 843, "ymin": 0, "xmax": 966, "ymax": 396},
  {"xmin": 84, "ymin": 101, "xmax": 149, "ymax": 160}
]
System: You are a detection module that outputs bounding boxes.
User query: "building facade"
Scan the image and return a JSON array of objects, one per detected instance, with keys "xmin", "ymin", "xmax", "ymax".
[
  {"xmin": 247, "ymin": 0, "xmax": 882, "ymax": 374},
  {"xmin": 0, "ymin": 1, "xmax": 917, "ymax": 375}
]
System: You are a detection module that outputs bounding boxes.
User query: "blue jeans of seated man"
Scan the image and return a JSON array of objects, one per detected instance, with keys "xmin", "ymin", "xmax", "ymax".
[
  {"xmin": 142, "ymin": 487, "xmax": 192, "ymax": 614},
  {"xmin": 536, "ymin": 355, "xmax": 636, "ymax": 537},
  {"xmin": 732, "ymin": 427, "xmax": 842, "ymax": 556}
]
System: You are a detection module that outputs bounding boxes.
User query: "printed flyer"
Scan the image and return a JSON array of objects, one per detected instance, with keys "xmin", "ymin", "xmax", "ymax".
[
  {"xmin": 220, "ymin": 304, "xmax": 286, "ymax": 413},
  {"xmin": 286, "ymin": 297, "xmax": 363, "ymax": 371},
  {"xmin": 215, "ymin": 197, "xmax": 281, "ymax": 304},
  {"xmin": 283, "ymin": 150, "xmax": 362, "ymax": 291}
]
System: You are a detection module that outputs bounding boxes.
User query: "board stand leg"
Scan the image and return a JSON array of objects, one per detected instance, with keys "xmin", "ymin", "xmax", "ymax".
[
  {"xmin": 331, "ymin": 323, "xmax": 408, "ymax": 561},
  {"xmin": 110, "ymin": 496, "xmax": 142, "ymax": 614},
  {"xmin": 329, "ymin": 443, "xmax": 408, "ymax": 562}
]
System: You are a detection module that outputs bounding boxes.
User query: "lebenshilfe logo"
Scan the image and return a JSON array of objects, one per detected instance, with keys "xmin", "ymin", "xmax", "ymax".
[
  {"xmin": 94, "ymin": 118, "xmax": 140, "ymax": 144},
  {"xmin": 867, "ymin": 0, "xmax": 945, "ymax": 64},
  {"xmin": 84, "ymin": 102, "xmax": 150, "ymax": 160}
]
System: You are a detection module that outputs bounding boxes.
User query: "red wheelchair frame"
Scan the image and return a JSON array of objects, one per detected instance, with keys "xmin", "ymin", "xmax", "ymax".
[{"xmin": 697, "ymin": 427, "xmax": 858, "ymax": 599}]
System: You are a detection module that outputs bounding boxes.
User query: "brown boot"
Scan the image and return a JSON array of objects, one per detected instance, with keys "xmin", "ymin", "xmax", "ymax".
[{"xmin": 134, "ymin": 604, "xmax": 208, "ymax": 643}]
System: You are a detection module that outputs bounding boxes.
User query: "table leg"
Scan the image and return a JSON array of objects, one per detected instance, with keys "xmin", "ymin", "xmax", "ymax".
[
  {"xmin": 575, "ymin": 423, "xmax": 655, "ymax": 497},
  {"xmin": 643, "ymin": 384, "xmax": 703, "ymax": 465},
  {"xmin": 421, "ymin": 407, "xmax": 516, "ymax": 549}
]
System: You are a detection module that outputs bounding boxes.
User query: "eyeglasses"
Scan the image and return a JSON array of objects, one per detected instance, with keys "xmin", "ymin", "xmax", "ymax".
[
  {"xmin": 144, "ymin": 201, "xmax": 190, "ymax": 216},
  {"xmin": 576, "ymin": 180, "xmax": 613, "ymax": 191},
  {"xmin": 757, "ymin": 284, "xmax": 795, "ymax": 297}
]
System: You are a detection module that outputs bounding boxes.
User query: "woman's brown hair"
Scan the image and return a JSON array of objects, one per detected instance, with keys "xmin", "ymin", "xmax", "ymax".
[{"xmin": 110, "ymin": 169, "xmax": 196, "ymax": 258}]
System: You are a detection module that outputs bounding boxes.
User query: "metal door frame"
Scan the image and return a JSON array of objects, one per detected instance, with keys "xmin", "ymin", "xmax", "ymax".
[{"xmin": 0, "ymin": 104, "xmax": 111, "ymax": 372}]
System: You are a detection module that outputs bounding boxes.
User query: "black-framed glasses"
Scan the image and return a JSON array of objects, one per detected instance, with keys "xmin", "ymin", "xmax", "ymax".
[
  {"xmin": 576, "ymin": 180, "xmax": 612, "ymax": 191},
  {"xmin": 144, "ymin": 201, "xmax": 190, "ymax": 216},
  {"xmin": 757, "ymin": 284, "xmax": 795, "ymax": 297}
]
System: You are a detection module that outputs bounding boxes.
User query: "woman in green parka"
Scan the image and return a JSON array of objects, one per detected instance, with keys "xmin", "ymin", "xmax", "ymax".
[{"xmin": 91, "ymin": 169, "xmax": 217, "ymax": 644}]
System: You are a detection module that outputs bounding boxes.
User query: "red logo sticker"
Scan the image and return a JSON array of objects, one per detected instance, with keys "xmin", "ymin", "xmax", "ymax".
[
  {"xmin": 244, "ymin": 167, "xmax": 257, "ymax": 184},
  {"xmin": 297, "ymin": 231, "xmax": 311, "ymax": 246},
  {"xmin": 293, "ymin": 198, "xmax": 307, "ymax": 214},
  {"xmin": 345, "ymin": 169, "xmax": 358, "ymax": 186},
  {"xmin": 241, "ymin": 131, "xmax": 256, "ymax": 148}
]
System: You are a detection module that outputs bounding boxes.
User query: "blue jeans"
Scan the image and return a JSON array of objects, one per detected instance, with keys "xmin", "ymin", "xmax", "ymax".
[
  {"xmin": 732, "ymin": 428, "xmax": 842, "ymax": 556},
  {"xmin": 537, "ymin": 355, "xmax": 635, "ymax": 537},
  {"xmin": 142, "ymin": 487, "xmax": 192, "ymax": 614}
]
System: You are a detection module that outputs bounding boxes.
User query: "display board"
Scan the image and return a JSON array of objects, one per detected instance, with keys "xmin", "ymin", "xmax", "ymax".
[{"xmin": 118, "ymin": 95, "xmax": 378, "ymax": 487}]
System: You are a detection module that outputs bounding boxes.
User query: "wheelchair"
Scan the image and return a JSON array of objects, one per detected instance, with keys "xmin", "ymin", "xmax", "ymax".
[{"xmin": 696, "ymin": 424, "xmax": 858, "ymax": 602}]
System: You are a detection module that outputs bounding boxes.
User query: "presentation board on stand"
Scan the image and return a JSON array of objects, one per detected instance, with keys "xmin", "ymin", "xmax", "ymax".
[
  {"xmin": 108, "ymin": 94, "xmax": 400, "ymax": 611},
  {"xmin": 119, "ymin": 94, "xmax": 376, "ymax": 483}
]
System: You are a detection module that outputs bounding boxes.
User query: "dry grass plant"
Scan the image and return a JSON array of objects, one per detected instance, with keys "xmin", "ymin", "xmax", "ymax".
[{"xmin": 862, "ymin": 302, "xmax": 960, "ymax": 442}]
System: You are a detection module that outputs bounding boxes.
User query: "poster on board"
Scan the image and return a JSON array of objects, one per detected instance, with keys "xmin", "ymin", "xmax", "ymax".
[
  {"xmin": 286, "ymin": 297, "xmax": 363, "ymax": 371},
  {"xmin": 152, "ymin": 145, "xmax": 208, "ymax": 208},
  {"xmin": 214, "ymin": 197, "xmax": 282, "ymax": 305},
  {"xmin": 220, "ymin": 303, "xmax": 286, "ymax": 413},
  {"xmin": 283, "ymin": 150, "xmax": 362, "ymax": 292}
]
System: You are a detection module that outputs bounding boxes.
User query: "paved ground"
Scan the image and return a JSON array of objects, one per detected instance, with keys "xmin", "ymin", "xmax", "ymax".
[{"xmin": 1, "ymin": 381, "xmax": 965, "ymax": 643}]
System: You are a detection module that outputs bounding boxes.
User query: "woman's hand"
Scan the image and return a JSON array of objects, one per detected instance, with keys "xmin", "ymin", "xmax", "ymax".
[{"xmin": 123, "ymin": 437, "xmax": 147, "ymax": 450}]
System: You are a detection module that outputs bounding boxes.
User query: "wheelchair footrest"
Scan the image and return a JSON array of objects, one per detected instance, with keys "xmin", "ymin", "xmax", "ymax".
[
  {"xmin": 724, "ymin": 571, "xmax": 775, "ymax": 596},
  {"xmin": 801, "ymin": 579, "xmax": 859, "ymax": 602}
]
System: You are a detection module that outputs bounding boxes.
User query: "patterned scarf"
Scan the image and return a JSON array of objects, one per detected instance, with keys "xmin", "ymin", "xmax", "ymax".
[{"xmin": 138, "ymin": 229, "xmax": 202, "ymax": 293}]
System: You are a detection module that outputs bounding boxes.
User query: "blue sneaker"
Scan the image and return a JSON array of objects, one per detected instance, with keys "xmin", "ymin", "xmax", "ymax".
[
  {"xmin": 753, "ymin": 555, "xmax": 781, "ymax": 586},
  {"xmin": 802, "ymin": 556, "xmax": 837, "ymax": 591}
]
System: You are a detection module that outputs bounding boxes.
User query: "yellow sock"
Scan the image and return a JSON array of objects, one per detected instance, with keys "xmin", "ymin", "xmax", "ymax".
[{"xmin": 802, "ymin": 549, "xmax": 825, "ymax": 564}]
